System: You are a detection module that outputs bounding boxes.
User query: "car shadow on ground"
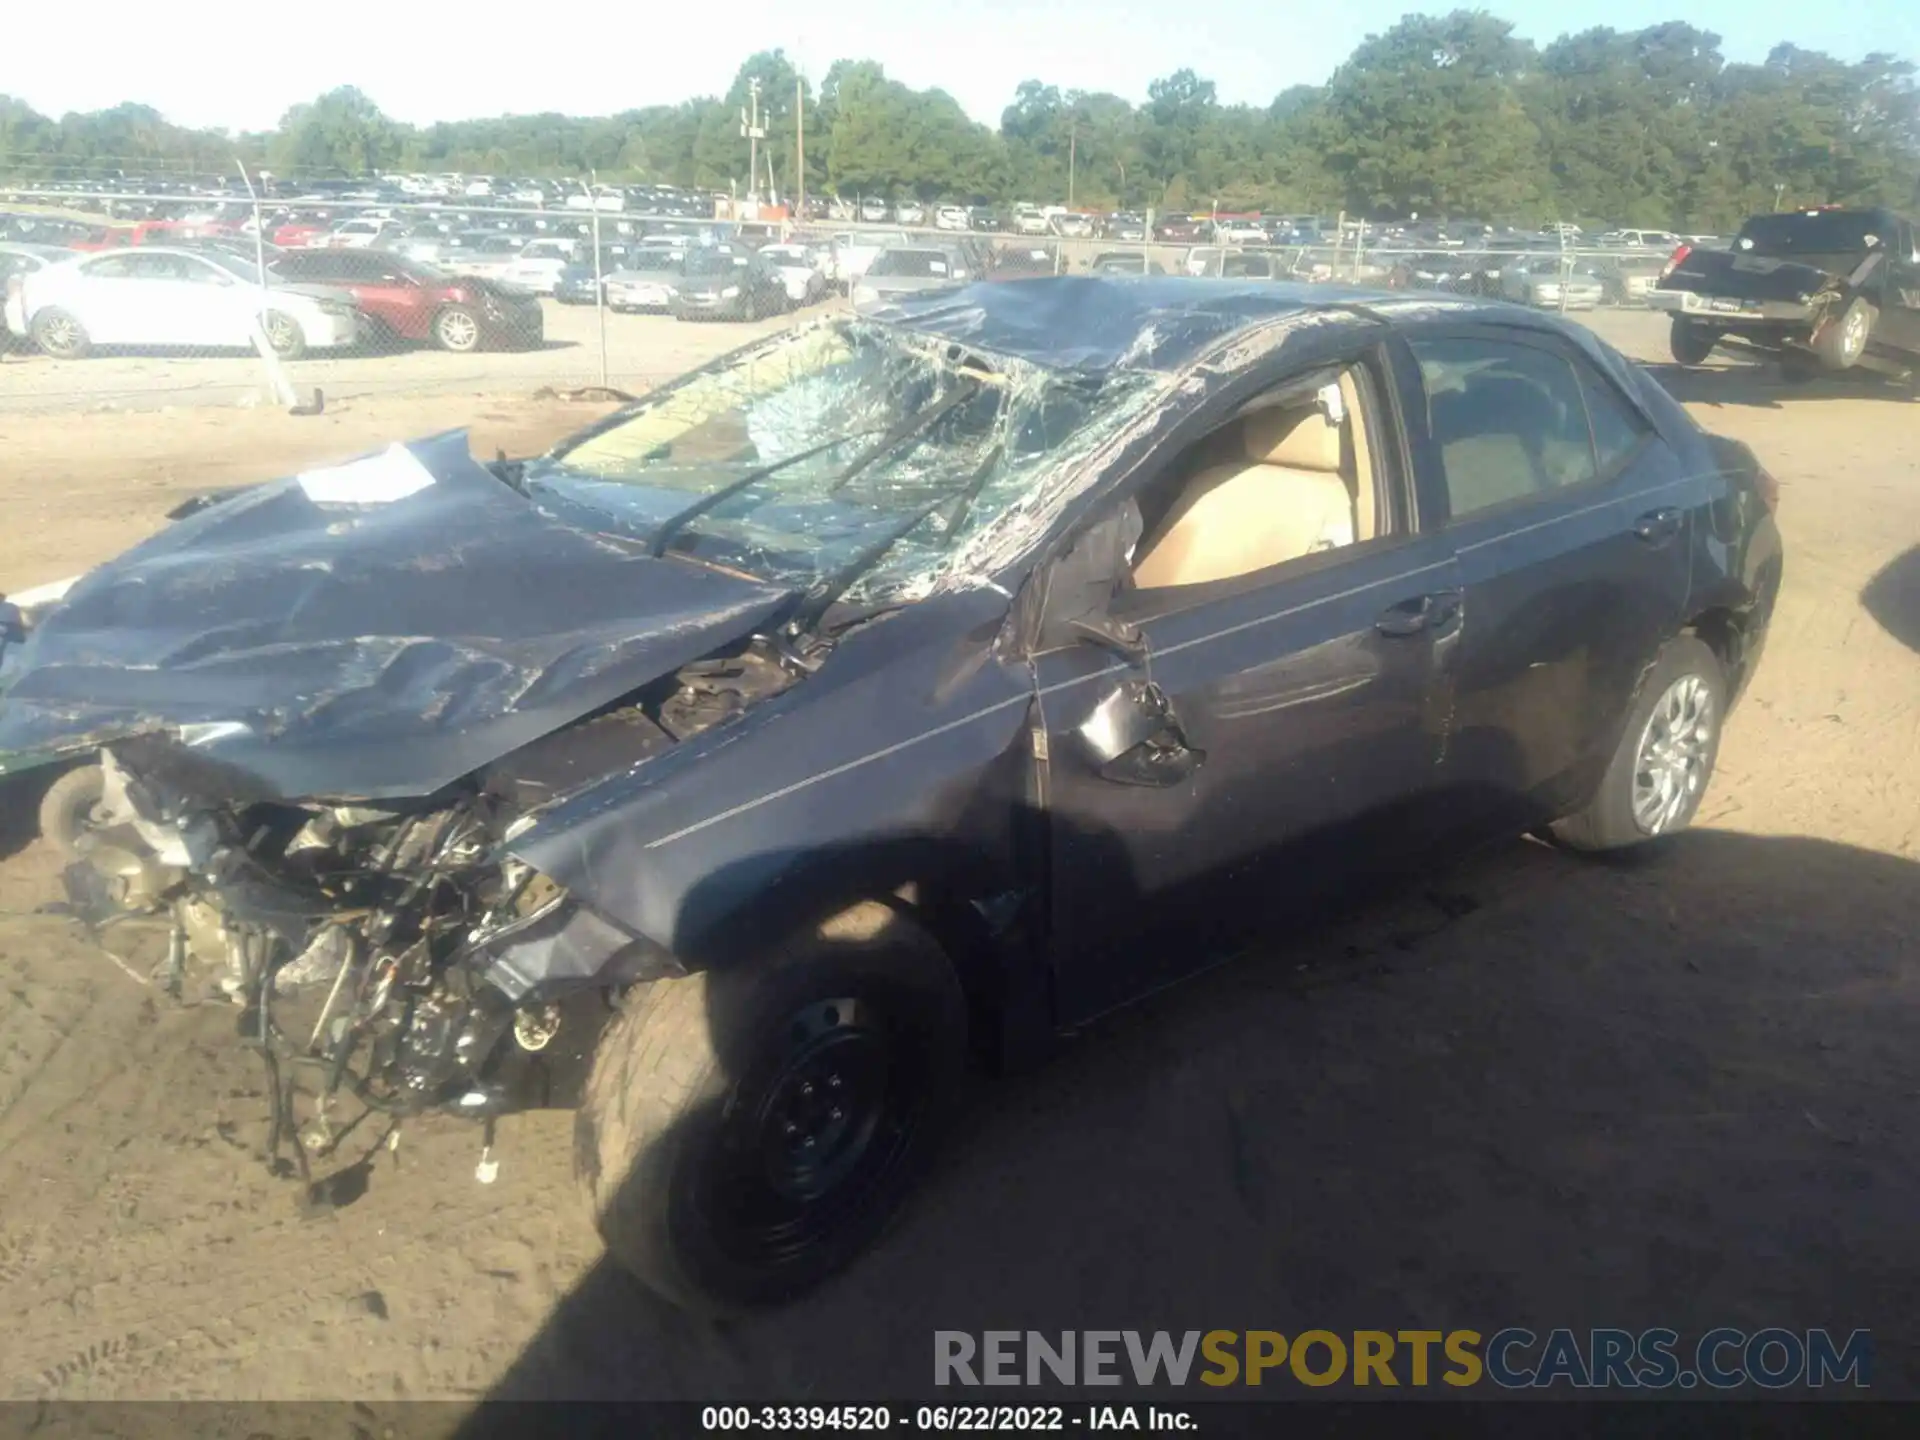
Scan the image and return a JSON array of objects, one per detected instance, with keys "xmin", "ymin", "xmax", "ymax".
[
  {"xmin": 0, "ymin": 764, "xmax": 57, "ymax": 863},
  {"xmin": 1861, "ymin": 545, "xmax": 1920, "ymax": 656},
  {"xmin": 451, "ymin": 825, "xmax": 1920, "ymax": 1415},
  {"xmin": 1646, "ymin": 360, "xmax": 1918, "ymax": 410}
]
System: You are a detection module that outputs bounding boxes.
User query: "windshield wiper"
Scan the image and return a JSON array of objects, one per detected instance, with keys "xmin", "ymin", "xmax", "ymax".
[
  {"xmin": 646, "ymin": 431, "xmax": 879, "ymax": 559},
  {"xmin": 793, "ymin": 441, "xmax": 1005, "ymax": 633},
  {"xmin": 826, "ymin": 377, "xmax": 984, "ymax": 495}
]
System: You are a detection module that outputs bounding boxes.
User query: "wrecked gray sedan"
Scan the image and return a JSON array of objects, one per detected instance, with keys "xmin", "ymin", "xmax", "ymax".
[{"xmin": 0, "ymin": 278, "xmax": 1781, "ymax": 1313}]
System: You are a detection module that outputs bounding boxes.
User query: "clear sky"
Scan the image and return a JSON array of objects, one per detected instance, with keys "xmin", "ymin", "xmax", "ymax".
[{"xmin": 9, "ymin": 0, "xmax": 1917, "ymax": 133}]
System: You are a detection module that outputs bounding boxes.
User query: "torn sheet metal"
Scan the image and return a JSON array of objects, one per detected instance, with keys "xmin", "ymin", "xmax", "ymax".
[
  {"xmin": 0, "ymin": 430, "xmax": 796, "ymax": 800},
  {"xmin": 861, "ymin": 276, "xmax": 1376, "ymax": 373}
]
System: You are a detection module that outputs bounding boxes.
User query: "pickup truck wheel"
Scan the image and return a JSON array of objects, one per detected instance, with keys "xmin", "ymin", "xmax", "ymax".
[
  {"xmin": 1813, "ymin": 298, "xmax": 1875, "ymax": 371},
  {"xmin": 37, "ymin": 763, "xmax": 107, "ymax": 859},
  {"xmin": 1552, "ymin": 635, "xmax": 1726, "ymax": 852},
  {"xmin": 575, "ymin": 902, "xmax": 967, "ymax": 1315},
  {"xmin": 1669, "ymin": 318, "xmax": 1718, "ymax": 366}
]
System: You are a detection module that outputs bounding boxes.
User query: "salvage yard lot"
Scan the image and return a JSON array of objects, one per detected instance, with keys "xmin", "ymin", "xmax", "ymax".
[{"xmin": 0, "ymin": 306, "xmax": 1917, "ymax": 1403}]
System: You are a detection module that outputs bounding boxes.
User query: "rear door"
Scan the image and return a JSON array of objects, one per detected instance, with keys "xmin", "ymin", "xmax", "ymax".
[
  {"xmin": 1880, "ymin": 218, "xmax": 1920, "ymax": 356},
  {"xmin": 1395, "ymin": 323, "xmax": 1698, "ymax": 831}
]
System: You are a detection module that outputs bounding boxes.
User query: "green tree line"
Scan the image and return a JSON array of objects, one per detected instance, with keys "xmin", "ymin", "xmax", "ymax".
[{"xmin": 3, "ymin": 12, "xmax": 1916, "ymax": 231}]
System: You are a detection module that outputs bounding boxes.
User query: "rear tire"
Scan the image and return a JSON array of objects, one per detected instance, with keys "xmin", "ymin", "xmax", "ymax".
[
  {"xmin": 31, "ymin": 308, "xmax": 90, "ymax": 360},
  {"xmin": 575, "ymin": 902, "xmax": 967, "ymax": 1315},
  {"xmin": 1813, "ymin": 298, "xmax": 1874, "ymax": 371},
  {"xmin": 1669, "ymin": 318, "xmax": 1717, "ymax": 366},
  {"xmin": 1551, "ymin": 635, "xmax": 1726, "ymax": 852}
]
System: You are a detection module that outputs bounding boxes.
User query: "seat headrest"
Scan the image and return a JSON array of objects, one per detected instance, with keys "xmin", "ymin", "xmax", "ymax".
[{"xmin": 1242, "ymin": 406, "xmax": 1340, "ymax": 471}]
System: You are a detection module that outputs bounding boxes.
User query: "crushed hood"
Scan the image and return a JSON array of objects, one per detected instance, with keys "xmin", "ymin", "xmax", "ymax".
[{"xmin": 0, "ymin": 431, "xmax": 796, "ymax": 801}]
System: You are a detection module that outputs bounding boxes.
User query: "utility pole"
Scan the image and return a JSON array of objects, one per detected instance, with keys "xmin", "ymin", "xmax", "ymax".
[
  {"xmin": 740, "ymin": 78, "xmax": 766, "ymax": 216},
  {"xmin": 796, "ymin": 75, "xmax": 806, "ymax": 220},
  {"xmin": 1067, "ymin": 120, "xmax": 1077, "ymax": 209}
]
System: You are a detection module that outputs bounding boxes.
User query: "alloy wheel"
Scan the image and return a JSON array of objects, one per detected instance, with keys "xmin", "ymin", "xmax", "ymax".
[{"xmin": 1631, "ymin": 674, "xmax": 1716, "ymax": 834}]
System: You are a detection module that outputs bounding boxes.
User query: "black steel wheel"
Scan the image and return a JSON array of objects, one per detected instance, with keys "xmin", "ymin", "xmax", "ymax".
[{"xmin": 576, "ymin": 902, "xmax": 966, "ymax": 1314}]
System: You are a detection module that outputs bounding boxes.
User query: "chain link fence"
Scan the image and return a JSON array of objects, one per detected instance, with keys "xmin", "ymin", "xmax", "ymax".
[{"xmin": 1, "ymin": 181, "xmax": 1689, "ymax": 418}]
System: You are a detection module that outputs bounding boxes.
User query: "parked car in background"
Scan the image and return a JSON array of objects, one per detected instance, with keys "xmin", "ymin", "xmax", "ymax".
[
  {"xmin": 1103, "ymin": 213, "xmax": 1148, "ymax": 242},
  {"xmin": 1595, "ymin": 253, "xmax": 1667, "ymax": 307},
  {"xmin": 606, "ymin": 245, "xmax": 689, "ymax": 313},
  {"xmin": 828, "ymin": 230, "xmax": 910, "ymax": 289},
  {"xmin": 1500, "ymin": 257, "xmax": 1606, "ymax": 310},
  {"xmin": 7, "ymin": 247, "xmax": 358, "ymax": 359},
  {"xmin": 986, "ymin": 243, "xmax": 1059, "ymax": 280},
  {"xmin": 1651, "ymin": 207, "xmax": 1920, "ymax": 377},
  {"xmin": 851, "ymin": 245, "xmax": 975, "ymax": 307},
  {"xmin": 327, "ymin": 217, "xmax": 401, "ymax": 249},
  {"xmin": 1087, "ymin": 251, "xmax": 1166, "ymax": 276},
  {"xmin": 859, "ymin": 197, "xmax": 889, "ymax": 223},
  {"xmin": 668, "ymin": 243, "xmax": 788, "ymax": 321},
  {"xmin": 1155, "ymin": 216, "xmax": 1205, "ymax": 244},
  {"xmin": 1385, "ymin": 252, "xmax": 1480, "ymax": 292},
  {"xmin": 268, "ymin": 248, "xmax": 543, "ymax": 352},
  {"xmin": 934, "ymin": 205, "xmax": 970, "ymax": 232},
  {"xmin": 895, "ymin": 201, "xmax": 927, "ymax": 226},
  {"xmin": 1213, "ymin": 217, "xmax": 1269, "ymax": 245},
  {"xmin": 1012, "ymin": 204, "xmax": 1049, "ymax": 236},
  {"xmin": 757, "ymin": 244, "xmax": 830, "ymax": 306},
  {"xmin": 0, "ymin": 243, "xmax": 72, "ymax": 349},
  {"xmin": 968, "ymin": 207, "xmax": 1005, "ymax": 233},
  {"xmin": 498, "ymin": 237, "xmax": 578, "ymax": 295},
  {"xmin": 552, "ymin": 244, "xmax": 646, "ymax": 304},
  {"xmin": 1601, "ymin": 229, "xmax": 1682, "ymax": 250},
  {"xmin": 436, "ymin": 231, "xmax": 529, "ymax": 282},
  {"xmin": 1048, "ymin": 213, "xmax": 1094, "ymax": 239}
]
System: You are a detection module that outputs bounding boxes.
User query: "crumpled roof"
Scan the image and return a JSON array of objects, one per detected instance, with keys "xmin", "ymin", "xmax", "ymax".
[{"xmin": 863, "ymin": 276, "xmax": 1395, "ymax": 373}]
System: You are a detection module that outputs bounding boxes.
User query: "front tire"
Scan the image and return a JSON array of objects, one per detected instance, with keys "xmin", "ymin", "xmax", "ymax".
[
  {"xmin": 1669, "ymin": 318, "xmax": 1717, "ymax": 366},
  {"xmin": 576, "ymin": 902, "xmax": 967, "ymax": 1315},
  {"xmin": 38, "ymin": 763, "xmax": 106, "ymax": 859},
  {"xmin": 1552, "ymin": 635, "xmax": 1727, "ymax": 852},
  {"xmin": 433, "ymin": 306, "xmax": 483, "ymax": 352}
]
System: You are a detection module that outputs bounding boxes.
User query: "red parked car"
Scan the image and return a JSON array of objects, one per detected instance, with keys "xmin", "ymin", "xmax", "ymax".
[{"xmin": 268, "ymin": 248, "xmax": 544, "ymax": 352}]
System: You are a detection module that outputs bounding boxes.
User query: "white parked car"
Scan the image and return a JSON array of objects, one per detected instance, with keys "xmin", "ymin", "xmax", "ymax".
[
  {"xmin": 437, "ymin": 231, "xmax": 531, "ymax": 281},
  {"xmin": 1012, "ymin": 205, "xmax": 1049, "ymax": 236},
  {"xmin": 934, "ymin": 206, "xmax": 970, "ymax": 232},
  {"xmin": 327, "ymin": 218, "xmax": 401, "ymax": 249},
  {"xmin": 895, "ymin": 200, "xmax": 926, "ymax": 226},
  {"xmin": 497, "ymin": 237, "xmax": 578, "ymax": 294},
  {"xmin": 6, "ymin": 247, "xmax": 358, "ymax": 360},
  {"xmin": 756, "ymin": 244, "xmax": 828, "ymax": 305},
  {"xmin": 828, "ymin": 230, "xmax": 909, "ymax": 288}
]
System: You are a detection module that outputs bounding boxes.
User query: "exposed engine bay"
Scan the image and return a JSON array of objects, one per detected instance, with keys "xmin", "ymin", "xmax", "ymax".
[{"xmin": 65, "ymin": 638, "xmax": 800, "ymax": 1192}]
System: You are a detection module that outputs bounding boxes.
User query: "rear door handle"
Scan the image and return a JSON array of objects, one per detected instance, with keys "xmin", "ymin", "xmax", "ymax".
[
  {"xmin": 1376, "ymin": 590, "xmax": 1462, "ymax": 636},
  {"xmin": 1633, "ymin": 507, "xmax": 1683, "ymax": 544}
]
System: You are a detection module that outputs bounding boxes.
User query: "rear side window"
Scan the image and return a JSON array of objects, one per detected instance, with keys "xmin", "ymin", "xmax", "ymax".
[
  {"xmin": 1411, "ymin": 336, "xmax": 1607, "ymax": 519},
  {"xmin": 1580, "ymin": 370, "xmax": 1650, "ymax": 477}
]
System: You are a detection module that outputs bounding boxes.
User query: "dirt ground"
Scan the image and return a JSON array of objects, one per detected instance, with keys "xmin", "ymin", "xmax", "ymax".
[{"xmin": 0, "ymin": 312, "xmax": 1917, "ymax": 1407}]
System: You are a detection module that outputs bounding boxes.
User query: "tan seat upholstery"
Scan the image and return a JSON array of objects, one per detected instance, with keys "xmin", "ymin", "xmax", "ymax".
[
  {"xmin": 1339, "ymin": 371, "xmax": 1377, "ymax": 541},
  {"xmin": 1133, "ymin": 404, "xmax": 1356, "ymax": 590}
]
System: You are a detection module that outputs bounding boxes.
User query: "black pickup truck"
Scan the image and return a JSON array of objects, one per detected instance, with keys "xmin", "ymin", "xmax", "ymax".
[{"xmin": 1649, "ymin": 207, "xmax": 1920, "ymax": 378}]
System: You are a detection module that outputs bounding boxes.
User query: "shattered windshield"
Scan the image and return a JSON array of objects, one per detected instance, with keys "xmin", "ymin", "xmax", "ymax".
[{"xmin": 526, "ymin": 317, "xmax": 1165, "ymax": 607}]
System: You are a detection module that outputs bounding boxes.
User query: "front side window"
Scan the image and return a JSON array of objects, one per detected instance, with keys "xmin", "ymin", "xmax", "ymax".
[{"xmin": 1410, "ymin": 336, "xmax": 1605, "ymax": 519}]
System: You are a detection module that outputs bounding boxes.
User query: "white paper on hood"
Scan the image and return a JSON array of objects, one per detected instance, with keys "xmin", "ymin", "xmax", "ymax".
[{"xmin": 298, "ymin": 444, "xmax": 437, "ymax": 505}]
